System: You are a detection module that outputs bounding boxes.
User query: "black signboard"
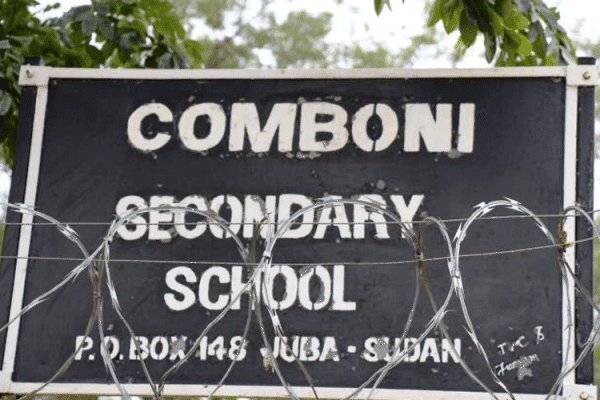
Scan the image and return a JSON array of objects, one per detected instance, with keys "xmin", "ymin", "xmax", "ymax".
[{"xmin": 0, "ymin": 66, "xmax": 595, "ymax": 398}]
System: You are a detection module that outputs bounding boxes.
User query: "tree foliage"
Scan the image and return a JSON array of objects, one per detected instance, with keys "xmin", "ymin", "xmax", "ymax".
[
  {"xmin": 168, "ymin": 0, "xmax": 458, "ymax": 69},
  {"xmin": 0, "ymin": 0, "xmax": 199, "ymax": 165},
  {"xmin": 172, "ymin": 0, "xmax": 577, "ymax": 70},
  {"xmin": 169, "ymin": 0, "xmax": 340, "ymax": 68},
  {"xmin": 387, "ymin": 0, "xmax": 576, "ymax": 66}
]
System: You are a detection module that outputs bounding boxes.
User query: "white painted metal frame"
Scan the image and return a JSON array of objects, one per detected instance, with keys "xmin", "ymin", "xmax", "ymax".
[
  {"xmin": 0, "ymin": 78, "xmax": 49, "ymax": 391},
  {"xmin": 562, "ymin": 81, "xmax": 579, "ymax": 390},
  {"xmin": 18, "ymin": 65, "xmax": 593, "ymax": 86},
  {"xmin": 4, "ymin": 65, "xmax": 597, "ymax": 399}
]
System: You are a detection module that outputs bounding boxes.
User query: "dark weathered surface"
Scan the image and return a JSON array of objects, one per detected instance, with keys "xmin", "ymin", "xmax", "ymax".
[{"xmin": 0, "ymin": 73, "xmax": 591, "ymax": 396}]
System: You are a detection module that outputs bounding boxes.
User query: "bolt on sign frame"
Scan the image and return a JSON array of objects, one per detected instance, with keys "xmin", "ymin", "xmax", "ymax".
[{"xmin": 0, "ymin": 65, "xmax": 596, "ymax": 399}]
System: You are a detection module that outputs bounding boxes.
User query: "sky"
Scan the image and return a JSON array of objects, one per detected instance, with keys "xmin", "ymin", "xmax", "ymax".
[{"xmin": 9, "ymin": 0, "xmax": 600, "ymax": 214}]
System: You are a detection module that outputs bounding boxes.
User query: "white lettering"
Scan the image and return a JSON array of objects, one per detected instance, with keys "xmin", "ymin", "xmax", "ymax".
[
  {"xmin": 243, "ymin": 195, "xmax": 276, "ymax": 239},
  {"xmin": 298, "ymin": 265, "xmax": 331, "ymax": 311},
  {"xmin": 169, "ymin": 336, "xmax": 187, "ymax": 361},
  {"xmin": 300, "ymin": 336, "xmax": 320, "ymax": 361},
  {"xmin": 129, "ymin": 336, "xmax": 149, "ymax": 360},
  {"xmin": 116, "ymin": 193, "xmax": 426, "ymax": 242},
  {"xmin": 198, "ymin": 266, "xmax": 230, "ymax": 310},
  {"xmin": 419, "ymin": 338, "xmax": 441, "ymax": 362},
  {"xmin": 313, "ymin": 196, "xmax": 352, "ymax": 239},
  {"xmin": 75, "ymin": 336, "xmax": 93, "ymax": 360},
  {"xmin": 351, "ymin": 103, "xmax": 398, "ymax": 152},
  {"xmin": 279, "ymin": 336, "xmax": 299, "ymax": 363},
  {"xmin": 278, "ymin": 194, "xmax": 314, "ymax": 239},
  {"xmin": 229, "ymin": 103, "xmax": 297, "ymax": 152},
  {"xmin": 441, "ymin": 338, "xmax": 461, "ymax": 363},
  {"xmin": 231, "ymin": 265, "xmax": 261, "ymax": 310},
  {"xmin": 149, "ymin": 336, "xmax": 169, "ymax": 360},
  {"xmin": 148, "ymin": 195, "xmax": 175, "ymax": 241},
  {"xmin": 179, "ymin": 103, "xmax": 226, "ymax": 152},
  {"xmin": 319, "ymin": 336, "xmax": 340, "ymax": 361},
  {"xmin": 331, "ymin": 265, "xmax": 356, "ymax": 311},
  {"xmin": 127, "ymin": 103, "xmax": 172, "ymax": 152},
  {"xmin": 353, "ymin": 195, "xmax": 389, "ymax": 239},
  {"xmin": 457, "ymin": 103, "xmax": 476, "ymax": 153},
  {"xmin": 404, "ymin": 103, "xmax": 452, "ymax": 152},
  {"xmin": 362, "ymin": 337, "xmax": 382, "ymax": 362},
  {"xmin": 404, "ymin": 338, "xmax": 421, "ymax": 362},
  {"xmin": 209, "ymin": 195, "xmax": 243, "ymax": 238},
  {"xmin": 299, "ymin": 102, "xmax": 349, "ymax": 152},
  {"xmin": 390, "ymin": 194, "xmax": 425, "ymax": 236},
  {"xmin": 174, "ymin": 195, "xmax": 208, "ymax": 239},
  {"xmin": 264, "ymin": 265, "xmax": 298, "ymax": 310},
  {"xmin": 102, "ymin": 336, "xmax": 119, "ymax": 359},
  {"xmin": 115, "ymin": 195, "xmax": 147, "ymax": 240},
  {"xmin": 164, "ymin": 266, "xmax": 197, "ymax": 311},
  {"xmin": 126, "ymin": 102, "xmax": 476, "ymax": 154}
]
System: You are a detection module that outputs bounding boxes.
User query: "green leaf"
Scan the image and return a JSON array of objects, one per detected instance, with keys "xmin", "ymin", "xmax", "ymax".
[
  {"xmin": 85, "ymin": 44, "xmax": 105, "ymax": 65},
  {"xmin": 506, "ymin": 30, "xmax": 532, "ymax": 57},
  {"xmin": 121, "ymin": 18, "xmax": 147, "ymax": 37},
  {"xmin": 521, "ymin": 55, "xmax": 538, "ymax": 66},
  {"xmin": 154, "ymin": 14, "xmax": 185, "ymax": 40},
  {"xmin": 0, "ymin": 40, "xmax": 9, "ymax": 49},
  {"xmin": 140, "ymin": 0, "xmax": 172, "ymax": 17},
  {"xmin": 82, "ymin": 11, "xmax": 97, "ymax": 35},
  {"xmin": 537, "ymin": 3, "xmax": 560, "ymax": 26},
  {"xmin": 543, "ymin": 53, "xmax": 558, "ymax": 66},
  {"xmin": 484, "ymin": 34, "xmax": 497, "ymax": 63},
  {"xmin": 559, "ymin": 46, "xmax": 575, "ymax": 65},
  {"xmin": 7, "ymin": 35, "xmax": 33, "ymax": 47},
  {"xmin": 442, "ymin": 1, "xmax": 462, "ymax": 34},
  {"xmin": 184, "ymin": 39, "xmax": 203, "ymax": 67},
  {"xmin": 488, "ymin": 10, "xmax": 505, "ymax": 36},
  {"xmin": 6, "ymin": 51, "xmax": 23, "ymax": 65},
  {"xmin": 72, "ymin": 6, "xmax": 92, "ymax": 22},
  {"xmin": 517, "ymin": 38, "xmax": 533, "ymax": 58},
  {"xmin": 93, "ymin": 2, "xmax": 110, "ymax": 16},
  {"xmin": 157, "ymin": 52, "xmax": 172, "ymax": 68},
  {"xmin": 427, "ymin": 0, "xmax": 444, "ymax": 26},
  {"xmin": 373, "ymin": 0, "xmax": 390, "ymax": 15},
  {"xmin": 513, "ymin": 0, "xmax": 530, "ymax": 12},
  {"xmin": 68, "ymin": 20, "xmax": 88, "ymax": 45},
  {"xmin": 504, "ymin": 9, "xmax": 530, "ymax": 30},
  {"xmin": 42, "ymin": 3, "xmax": 61, "ymax": 13},
  {"xmin": 117, "ymin": 46, "xmax": 132, "ymax": 63},
  {"xmin": 97, "ymin": 16, "xmax": 115, "ymax": 40},
  {"xmin": 194, "ymin": 0, "xmax": 232, "ymax": 30},
  {"xmin": 101, "ymin": 41, "xmax": 116, "ymax": 58},
  {"xmin": 0, "ymin": 91, "xmax": 12, "ymax": 116},
  {"xmin": 119, "ymin": 31, "xmax": 139, "ymax": 50},
  {"xmin": 459, "ymin": 10, "xmax": 477, "ymax": 47},
  {"xmin": 530, "ymin": 22, "xmax": 547, "ymax": 58},
  {"xmin": 374, "ymin": 0, "xmax": 383, "ymax": 15},
  {"xmin": 496, "ymin": 0, "xmax": 512, "ymax": 17}
]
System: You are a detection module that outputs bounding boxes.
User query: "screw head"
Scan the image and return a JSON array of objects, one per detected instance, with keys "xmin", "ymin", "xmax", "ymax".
[{"xmin": 579, "ymin": 390, "xmax": 591, "ymax": 400}]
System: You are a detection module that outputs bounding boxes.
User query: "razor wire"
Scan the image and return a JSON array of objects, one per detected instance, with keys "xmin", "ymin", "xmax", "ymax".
[{"xmin": 0, "ymin": 197, "xmax": 598, "ymax": 400}]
